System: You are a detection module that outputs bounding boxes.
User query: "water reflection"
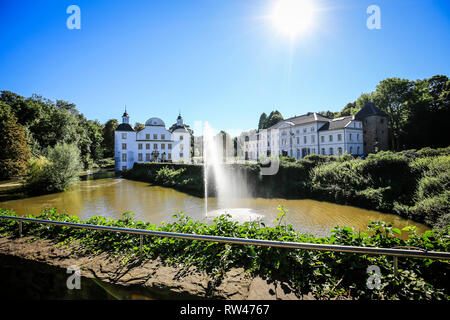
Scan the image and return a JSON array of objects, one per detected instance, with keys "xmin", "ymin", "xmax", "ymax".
[{"xmin": 0, "ymin": 178, "xmax": 429, "ymax": 237}]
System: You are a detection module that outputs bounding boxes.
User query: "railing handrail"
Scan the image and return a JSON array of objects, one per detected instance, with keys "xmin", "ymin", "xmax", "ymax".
[{"xmin": 1, "ymin": 215, "xmax": 450, "ymax": 260}]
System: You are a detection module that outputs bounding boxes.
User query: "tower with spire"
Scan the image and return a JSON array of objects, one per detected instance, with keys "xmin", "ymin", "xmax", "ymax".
[
  {"xmin": 122, "ymin": 106, "xmax": 129, "ymax": 124},
  {"xmin": 177, "ymin": 112, "xmax": 183, "ymax": 126}
]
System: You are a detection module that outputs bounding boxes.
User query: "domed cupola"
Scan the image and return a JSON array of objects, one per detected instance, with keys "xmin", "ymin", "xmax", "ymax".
[{"xmin": 145, "ymin": 117, "xmax": 165, "ymax": 127}]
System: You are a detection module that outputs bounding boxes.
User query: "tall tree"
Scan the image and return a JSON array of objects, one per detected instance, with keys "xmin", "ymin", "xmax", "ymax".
[
  {"xmin": 258, "ymin": 112, "xmax": 267, "ymax": 129},
  {"xmin": 372, "ymin": 78, "xmax": 414, "ymax": 150},
  {"xmin": 102, "ymin": 119, "xmax": 119, "ymax": 158},
  {"xmin": 0, "ymin": 102, "xmax": 31, "ymax": 179},
  {"xmin": 263, "ymin": 110, "xmax": 283, "ymax": 129}
]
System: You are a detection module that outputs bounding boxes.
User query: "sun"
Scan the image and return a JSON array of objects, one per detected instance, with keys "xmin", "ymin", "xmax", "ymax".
[{"xmin": 271, "ymin": 0, "xmax": 316, "ymax": 38}]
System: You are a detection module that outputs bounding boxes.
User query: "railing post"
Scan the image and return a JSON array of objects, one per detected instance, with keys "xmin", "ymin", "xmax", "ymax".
[
  {"xmin": 139, "ymin": 234, "xmax": 143, "ymax": 257},
  {"xmin": 393, "ymin": 256, "xmax": 398, "ymax": 276},
  {"xmin": 19, "ymin": 221, "xmax": 23, "ymax": 237}
]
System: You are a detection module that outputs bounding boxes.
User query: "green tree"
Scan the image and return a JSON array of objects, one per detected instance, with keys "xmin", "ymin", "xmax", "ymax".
[
  {"xmin": 134, "ymin": 122, "xmax": 145, "ymax": 132},
  {"xmin": 258, "ymin": 112, "xmax": 267, "ymax": 129},
  {"xmin": 263, "ymin": 110, "xmax": 283, "ymax": 128},
  {"xmin": 372, "ymin": 78, "xmax": 415, "ymax": 150},
  {"xmin": 102, "ymin": 119, "xmax": 119, "ymax": 158},
  {"xmin": 0, "ymin": 102, "xmax": 31, "ymax": 179}
]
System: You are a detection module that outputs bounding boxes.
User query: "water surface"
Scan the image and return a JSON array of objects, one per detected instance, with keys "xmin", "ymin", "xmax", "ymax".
[{"xmin": 0, "ymin": 178, "xmax": 429, "ymax": 237}]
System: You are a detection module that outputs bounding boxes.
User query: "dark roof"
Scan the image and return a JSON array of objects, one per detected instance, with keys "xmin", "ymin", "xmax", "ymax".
[
  {"xmin": 116, "ymin": 123, "xmax": 135, "ymax": 132},
  {"xmin": 355, "ymin": 102, "xmax": 388, "ymax": 120},
  {"xmin": 171, "ymin": 125, "xmax": 189, "ymax": 133},
  {"xmin": 122, "ymin": 112, "xmax": 129, "ymax": 117},
  {"xmin": 268, "ymin": 112, "xmax": 330, "ymax": 129},
  {"xmin": 318, "ymin": 116, "xmax": 353, "ymax": 131}
]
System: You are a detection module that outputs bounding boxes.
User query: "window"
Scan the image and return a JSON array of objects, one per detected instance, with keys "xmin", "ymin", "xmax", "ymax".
[
  {"xmin": 349, "ymin": 133, "xmax": 352, "ymax": 141},
  {"xmin": 138, "ymin": 153, "xmax": 143, "ymax": 161},
  {"xmin": 138, "ymin": 143, "xmax": 142, "ymax": 150},
  {"xmin": 146, "ymin": 153, "xmax": 150, "ymax": 161},
  {"xmin": 311, "ymin": 135, "xmax": 315, "ymax": 143},
  {"xmin": 122, "ymin": 143, "xmax": 127, "ymax": 150},
  {"xmin": 380, "ymin": 119, "xmax": 384, "ymax": 124},
  {"xmin": 357, "ymin": 146, "xmax": 360, "ymax": 154},
  {"xmin": 168, "ymin": 153, "xmax": 171, "ymax": 160},
  {"xmin": 153, "ymin": 134, "xmax": 158, "ymax": 140},
  {"xmin": 350, "ymin": 146, "xmax": 353, "ymax": 154},
  {"xmin": 312, "ymin": 148, "xmax": 315, "ymax": 154},
  {"xmin": 303, "ymin": 136, "xmax": 307, "ymax": 144},
  {"xmin": 146, "ymin": 143, "xmax": 150, "ymax": 150},
  {"xmin": 321, "ymin": 148, "xmax": 325, "ymax": 155},
  {"xmin": 122, "ymin": 133, "xmax": 126, "ymax": 139},
  {"xmin": 337, "ymin": 134, "xmax": 342, "ymax": 141},
  {"xmin": 122, "ymin": 153, "xmax": 127, "ymax": 162},
  {"xmin": 180, "ymin": 153, "xmax": 184, "ymax": 158},
  {"xmin": 296, "ymin": 137, "xmax": 299, "ymax": 144},
  {"xmin": 146, "ymin": 134, "xmax": 150, "ymax": 140},
  {"xmin": 161, "ymin": 144, "xmax": 165, "ymax": 150},
  {"xmin": 180, "ymin": 144, "xmax": 184, "ymax": 150},
  {"xmin": 357, "ymin": 134, "xmax": 360, "ymax": 141},
  {"xmin": 329, "ymin": 135, "xmax": 333, "ymax": 142},
  {"xmin": 303, "ymin": 128, "xmax": 307, "ymax": 133},
  {"xmin": 338, "ymin": 147, "xmax": 342, "ymax": 155},
  {"xmin": 321, "ymin": 136, "xmax": 324, "ymax": 143},
  {"xmin": 154, "ymin": 143, "xmax": 158, "ymax": 149},
  {"xmin": 161, "ymin": 134, "xmax": 165, "ymax": 140},
  {"xmin": 329, "ymin": 148, "xmax": 334, "ymax": 155},
  {"xmin": 296, "ymin": 149, "xmax": 300, "ymax": 158},
  {"xmin": 311, "ymin": 127, "xmax": 314, "ymax": 132},
  {"xmin": 168, "ymin": 144, "xmax": 172, "ymax": 150},
  {"xmin": 180, "ymin": 135, "xmax": 184, "ymax": 140}
]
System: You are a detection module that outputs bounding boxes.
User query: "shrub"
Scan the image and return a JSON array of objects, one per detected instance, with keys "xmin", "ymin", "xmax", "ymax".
[
  {"xmin": 414, "ymin": 191, "xmax": 450, "ymax": 227},
  {"xmin": 26, "ymin": 143, "xmax": 82, "ymax": 194}
]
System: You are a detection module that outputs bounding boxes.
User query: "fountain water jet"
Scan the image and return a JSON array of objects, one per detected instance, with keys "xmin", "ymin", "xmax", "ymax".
[{"xmin": 203, "ymin": 122, "xmax": 262, "ymax": 222}]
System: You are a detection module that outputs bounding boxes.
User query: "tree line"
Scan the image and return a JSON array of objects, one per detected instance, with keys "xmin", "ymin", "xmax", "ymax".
[{"xmin": 0, "ymin": 91, "xmax": 122, "ymax": 185}]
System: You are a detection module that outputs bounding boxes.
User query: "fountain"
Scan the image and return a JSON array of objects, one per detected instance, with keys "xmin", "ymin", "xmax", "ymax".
[{"xmin": 202, "ymin": 122, "xmax": 263, "ymax": 223}]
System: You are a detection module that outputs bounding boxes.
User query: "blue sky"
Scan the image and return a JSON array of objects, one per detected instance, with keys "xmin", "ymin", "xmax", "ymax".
[{"xmin": 0, "ymin": 0, "xmax": 449, "ymax": 135}]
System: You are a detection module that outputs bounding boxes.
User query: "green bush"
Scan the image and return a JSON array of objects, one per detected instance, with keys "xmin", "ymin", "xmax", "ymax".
[
  {"xmin": 416, "ymin": 173, "xmax": 449, "ymax": 200},
  {"xmin": 26, "ymin": 143, "xmax": 83, "ymax": 194}
]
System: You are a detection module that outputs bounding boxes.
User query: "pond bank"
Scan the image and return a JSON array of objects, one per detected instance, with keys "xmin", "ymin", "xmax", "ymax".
[{"xmin": 0, "ymin": 235, "xmax": 310, "ymax": 300}]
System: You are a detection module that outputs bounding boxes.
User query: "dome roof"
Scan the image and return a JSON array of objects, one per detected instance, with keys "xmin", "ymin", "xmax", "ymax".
[{"xmin": 145, "ymin": 117, "xmax": 165, "ymax": 127}]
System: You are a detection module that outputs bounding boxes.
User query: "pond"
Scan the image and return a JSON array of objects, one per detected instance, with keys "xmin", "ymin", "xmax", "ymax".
[{"xmin": 0, "ymin": 177, "xmax": 429, "ymax": 237}]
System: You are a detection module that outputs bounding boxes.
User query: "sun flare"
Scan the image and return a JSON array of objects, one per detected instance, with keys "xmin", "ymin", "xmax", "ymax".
[{"xmin": 271, "ymin": 0, "xmax": 316, "ymax": 38}]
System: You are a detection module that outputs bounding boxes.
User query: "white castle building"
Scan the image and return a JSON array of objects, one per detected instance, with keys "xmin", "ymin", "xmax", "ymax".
[
  {"xmin": 240, "ymin": 112, "xmax": 364, "ymax": 161},
  {"xmin": 115, "ymin": 110, "xmax": 191, "ymax": 171}
]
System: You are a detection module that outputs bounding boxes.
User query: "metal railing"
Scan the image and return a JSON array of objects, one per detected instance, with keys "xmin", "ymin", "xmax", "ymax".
[{"xmin": 1, "ymin": 215, "xmax": 450, "ymax": 275}]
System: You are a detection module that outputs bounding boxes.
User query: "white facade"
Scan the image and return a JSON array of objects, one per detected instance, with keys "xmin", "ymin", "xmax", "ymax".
[
  {"xmin": 242, "ymin": 113, "xmax": 363, "ymax": 161},
  {"xmin": 115, "ymin": 112, "xmax": 191, "ymax": 171}
]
